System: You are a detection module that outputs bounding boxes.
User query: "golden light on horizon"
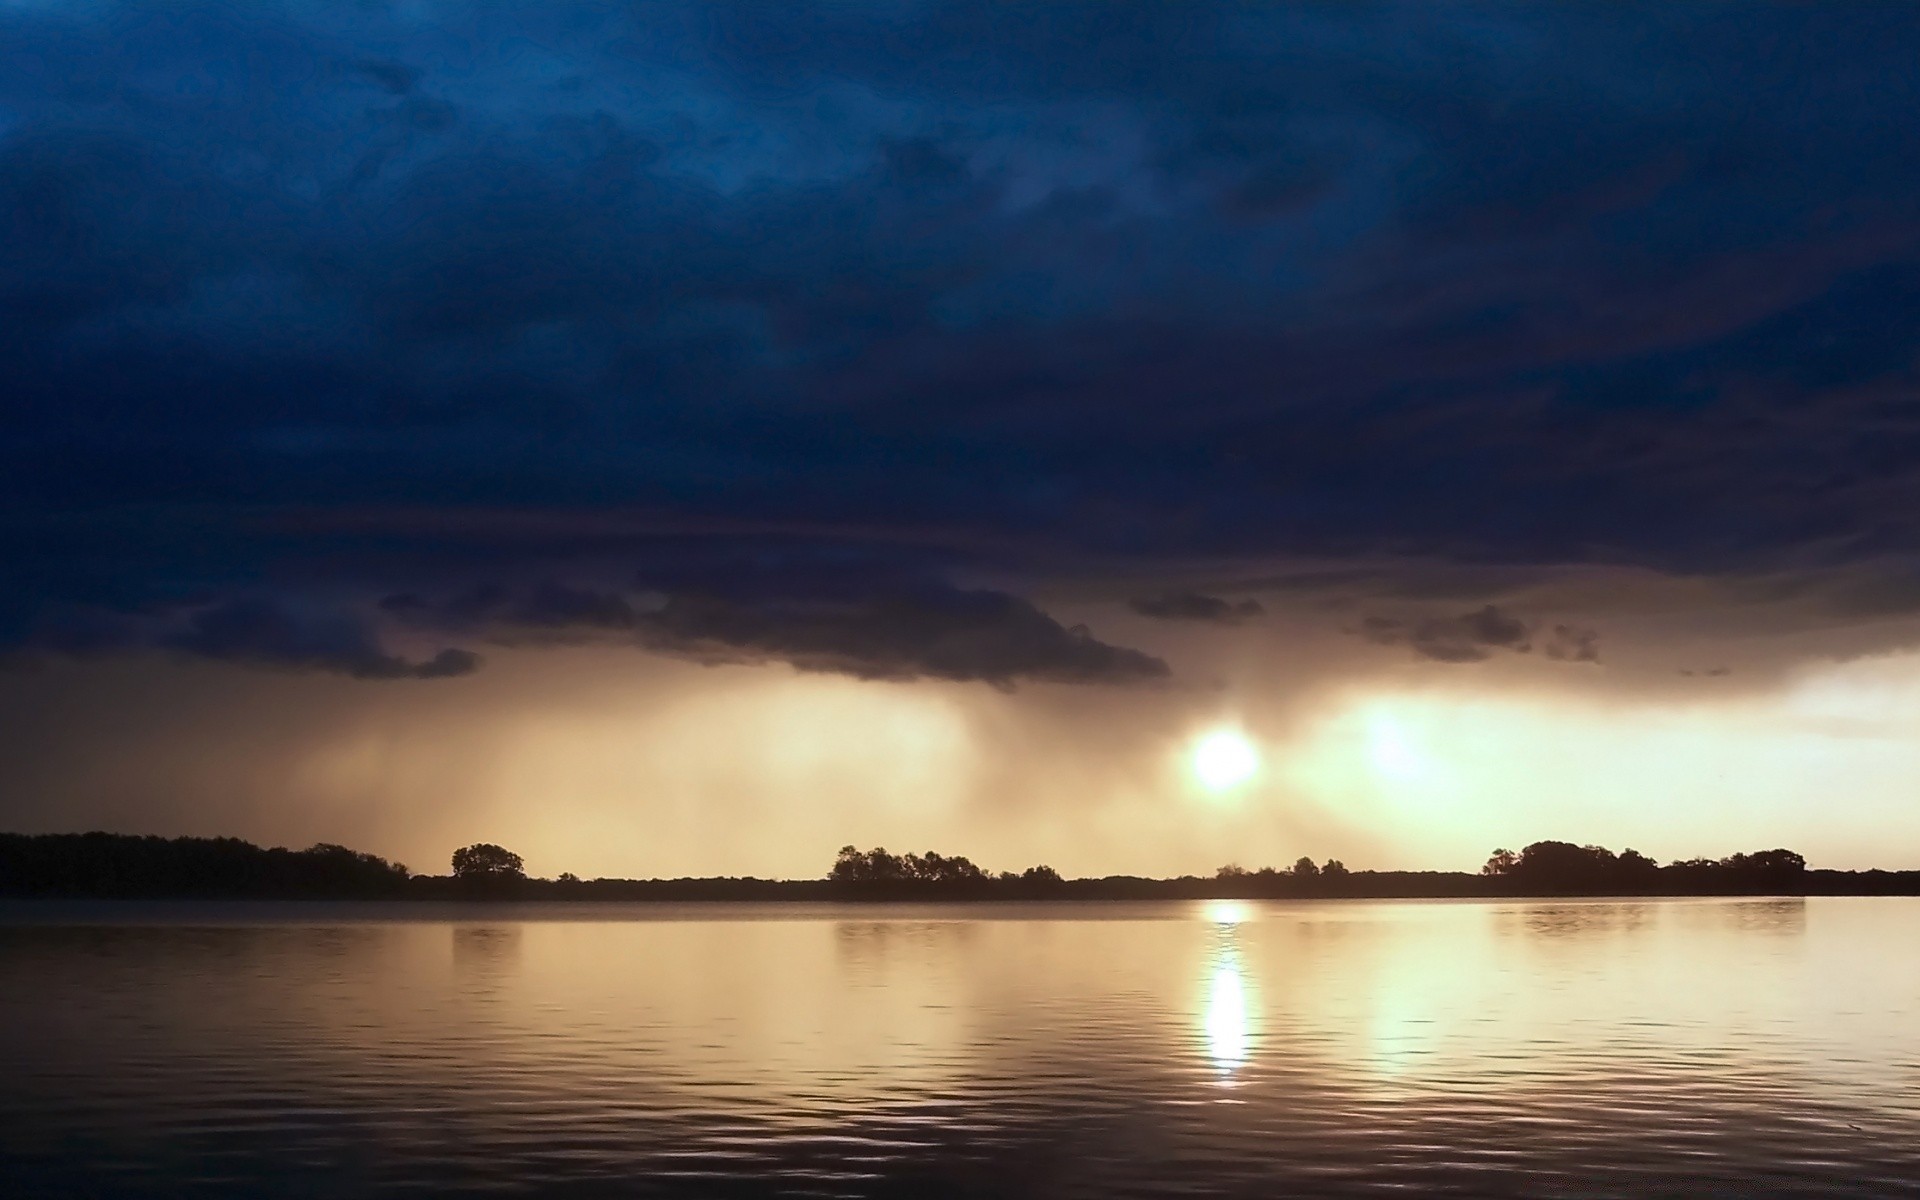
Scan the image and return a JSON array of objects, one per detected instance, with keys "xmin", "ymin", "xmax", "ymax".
[
  {"xmin": 47, "ymin": 641, "xmax": 1920, "ymax": 882},
  {"xmin": 1192, "ymin": 729, "xmax": 1259, "ymax": 792}
]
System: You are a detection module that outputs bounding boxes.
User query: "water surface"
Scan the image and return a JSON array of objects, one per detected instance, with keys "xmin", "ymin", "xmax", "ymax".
[{"xmin": 3, "ymin": 897, "xmax": 1918, "ymax": 1196}]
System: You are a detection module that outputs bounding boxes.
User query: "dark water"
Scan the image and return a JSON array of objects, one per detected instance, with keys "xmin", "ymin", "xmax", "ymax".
[{"xmin": 3, "ymin": 898, "xmax": 1918, "ymax": 1197}]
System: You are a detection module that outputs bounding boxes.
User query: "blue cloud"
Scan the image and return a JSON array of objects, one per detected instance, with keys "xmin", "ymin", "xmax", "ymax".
[{"xmin": 2, "ymin": 2, "xmax": 1918, "ymax": 678}]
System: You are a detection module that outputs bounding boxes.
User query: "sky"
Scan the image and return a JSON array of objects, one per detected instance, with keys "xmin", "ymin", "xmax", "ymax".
[{"xmin": 4, "ymin": 2, "xmax": 1920, "ymax": 878}]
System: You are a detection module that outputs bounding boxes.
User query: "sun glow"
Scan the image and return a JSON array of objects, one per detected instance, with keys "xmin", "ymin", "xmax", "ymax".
[
  {"xmin": 1365, "ymin": 712, "xmax": 1424, "ymax": 780},
  {"xmin": 1193, "ymin": 729, "xmax": 1259, "ymax": 791}
]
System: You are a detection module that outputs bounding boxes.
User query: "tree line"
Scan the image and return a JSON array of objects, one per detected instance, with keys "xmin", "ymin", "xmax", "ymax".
[
  {"xmin": 0, "ymin": 832, "xmax": 412, "ymax": 899},
  {"xmin": 1479, "ymin": 841, "xmax": 1808, "ymax": 891},
  {"xmin": 1, "ymin": 831, "xmax": 1913, "ymax": 901}
]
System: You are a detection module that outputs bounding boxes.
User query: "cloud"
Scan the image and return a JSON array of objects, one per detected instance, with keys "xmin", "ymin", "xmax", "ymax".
[
  {"xmin": 1544, "ymin": 624, "xmax": 1601, "ymax": 664},
  {"xmin": 1, "ymin": 1, "xmax": 1918, "ymax": 680},
  {"xmin": 1128, "ymin": 592, "xmax": 1265, "ymax": 623},
  {"xmin": 384, "ymin": 579, "xmax": 1168, "ymax": 687},
  {"xmin": 381, "ymin": 583, "xmax": 638, "ymax": 639},
  {"xmin": 640, "ymin": 588, "xmax": 1168, "ymax": 687},
  {"xmin": 1358, "ymin": 604, "xmax": 1543, "ymax": 664},
  {"xmin": 22, "ymin": 597, "xmax": 480, "ymax": 680}
]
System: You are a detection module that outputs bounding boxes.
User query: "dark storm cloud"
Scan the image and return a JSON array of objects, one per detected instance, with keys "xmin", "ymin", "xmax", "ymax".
[
  {"xmin": 20, "ymin": 596, "xmax": 478, "ymax": 680},
  {"xmin": 639, "ymin": 588, "xmax": 1168, "ymax": 687},
  {"xmin": 381, "ymin": 583, "xmax": 639, "ymax": 638},
  {"xmin": 166, "ymin": 598, "xmax": 479, "ymax": 679},
  {"xmin": 1129, "ymin": 592, "xmax": 1265, "ymax": 623},
  {"xmin": 381, "ymin": 578, "xmax": 1168, "ymax": 686},
  {"xmin": 4, "ymin": 1, "xmax": 1920, "ymax": 681}
]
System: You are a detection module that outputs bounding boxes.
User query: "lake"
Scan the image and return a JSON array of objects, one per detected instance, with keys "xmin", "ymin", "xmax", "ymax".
[{"xmin": 3, "ymin": 897, "xmax": 1917, "ymax": 1197}]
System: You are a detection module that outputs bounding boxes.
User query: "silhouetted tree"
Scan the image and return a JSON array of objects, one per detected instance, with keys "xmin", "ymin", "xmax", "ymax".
[
  {"xmin": 900, "ymin": 850, "xmax": 989, "ymax": 884},
  {"xmin": 451, "ymin": 843, "xmax": 525, "ymax": 880},
  {"xmin": 1483, "ymin": 848, "xmax": 1520, "ymax": 876},
  {"xmin": 1667, "ymin": 847, "xmax": 1807, "ymax": 891},
  {"xmin": 1216, "ymin": 863, "xmax": 1249, "ymax": 879},
  {"xmin": 1321, "ymin": 859, "xmax": 1349, "ymax": 877},
  {"xmin": 1495, "ymin": 842, "xmax": 1622, "ymax": 890},
  {"xmin": 1291, "ymin": 856, "xmax": 1320, "ymax": 878},
  {"xmin": 832, "ymin": 845, "xmax": 910, "ymax": 884},
  {"xmin": 830, "ymin": 846, "xmax": 997, "ymax": 893},
  {"xmin": 1744, "ymin": 848, "xmax": 1807, "ymax": 883},
  {"xmin": 1618, "ymin": 848, "xmax": 1660, "ymax": 878},
  {"xmin": 833, "ymin": 844, "xmax": 865, "ymax": 883},
  {"xmin": 449, "ymin": 843, "xmax": 526, "ymax": 899},
  {"xmin": 1479, "ymin": 841, "xmax": 1812, "ymax": 894}
]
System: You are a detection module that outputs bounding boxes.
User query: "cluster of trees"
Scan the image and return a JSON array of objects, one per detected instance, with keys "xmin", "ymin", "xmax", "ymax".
[
  {"xmin": 1217, "ymin": 857, "xmax": 1349, "ymax": 880},
  {"xmin": 1201, "ymin": 857, "xmax": 1367, "ymax": 898},
  {"xmin": 1482, "ymin": 842, "xmax": 1807, "ymax": 893},
  {"xmin": 831, "ymin": 846, "xmax": 990, "ymax": 885},
  {"xmin": 828, "ymin": 846, "xmax": 1064, "ymax": 894},
  {"xmin": 0, "ymin": 833, "xmax": 412, "ymax": 899},
  {"xmin": 1198, "ymin": 856, "xmax": 1382, "ymax": 894},
  {"xmin": 448, "ymin": 843, "xmax": 526, "ymax": 895}
]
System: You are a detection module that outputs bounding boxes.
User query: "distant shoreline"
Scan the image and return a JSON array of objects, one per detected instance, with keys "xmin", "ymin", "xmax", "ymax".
[
  {"xmin": 403, "ymin": 872, "xmax": 1920, "ymax": 902},
  {"xmin": 3, "ymin": 831, "xmax": 1918, "ymax": 902},
  {"xmin": 3, "ymin": 882, "xmax": 1919, "ymax": 905}
]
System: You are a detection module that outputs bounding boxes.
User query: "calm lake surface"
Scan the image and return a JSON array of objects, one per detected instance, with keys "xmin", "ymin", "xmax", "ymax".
[{"xmin": 3, "ymin": 897, "xmax": 1918, "ymax": 1197}]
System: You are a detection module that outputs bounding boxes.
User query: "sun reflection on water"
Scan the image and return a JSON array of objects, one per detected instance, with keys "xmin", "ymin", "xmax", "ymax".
[
  {"xmin": 1205, "ymin": 900, "xmax": 1252, "ymax": 926},
  {"xmin": 1200, "ymin": 908, "xmax": 1255, "ymax": 1081},
  {"xmin": 1205, "ymin": 957, "xmax": 1249, "ymax": 1074}
]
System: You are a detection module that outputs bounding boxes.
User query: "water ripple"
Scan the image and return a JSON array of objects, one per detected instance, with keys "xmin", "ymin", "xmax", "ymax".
[{"xmin": 3, "ymin": 897, "xmax": 1919, "ymax": 1196}]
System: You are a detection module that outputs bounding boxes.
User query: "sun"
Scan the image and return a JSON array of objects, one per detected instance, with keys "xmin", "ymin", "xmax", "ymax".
[{"xmin": 1193, "ymin": 729, "xmax": 1259, "ymax": 791}]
